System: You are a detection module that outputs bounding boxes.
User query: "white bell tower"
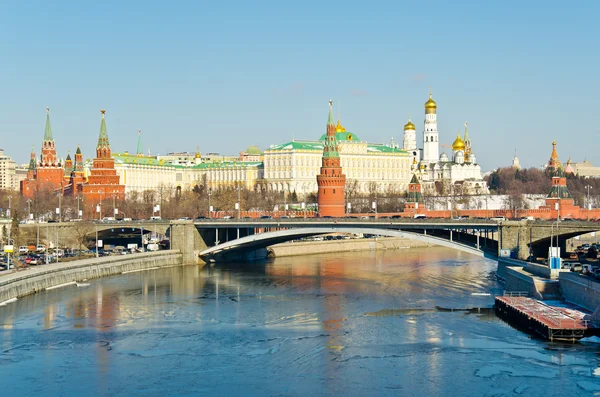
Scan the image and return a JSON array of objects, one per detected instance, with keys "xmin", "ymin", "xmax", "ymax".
[{"xmin": 422, "ymin": 91, "xmax": 439, "ymax": 163}]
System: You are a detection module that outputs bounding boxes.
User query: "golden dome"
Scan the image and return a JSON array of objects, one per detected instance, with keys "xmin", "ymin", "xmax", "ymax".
[
  {"xmin": 335, "ymin": 120, "xmax": 346, "ymax": 133},
  {"xmin": 452, "ymin": 131, "xmax": 465, "ymax": 151},
  {"xmin": 424, "ymin": 92, "xmax": 437, "ymax": 112},
  {"xmin": 404, "ymin": 119, "xmax": 416, "ymax": 131}
]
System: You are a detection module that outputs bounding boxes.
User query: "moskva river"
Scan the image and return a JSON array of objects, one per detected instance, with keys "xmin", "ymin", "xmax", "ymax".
[{"xmin": 1, "ymin": 247, "xmax": 599, "ymax": 396}]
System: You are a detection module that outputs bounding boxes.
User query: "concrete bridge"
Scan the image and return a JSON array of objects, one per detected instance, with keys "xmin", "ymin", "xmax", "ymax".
[{"xmin": 16, "ymin": 219, "xmax": 600, "ymax": 263}]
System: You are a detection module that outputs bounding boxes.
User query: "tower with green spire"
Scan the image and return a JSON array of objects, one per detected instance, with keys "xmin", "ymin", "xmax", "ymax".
[
  {"xmin": 27, "ymin": 145, "xmax": 36, "ymax": 178},
  {"xmin": 317, "ymin": 100, "xmax": 346, "ymax": 217},
  {"xmin": 40, "ymin": 107, "xmax": 59, "ymax": 167},
  {"xmin": 96, "ymin": 109, "xmax": 111, "ymax": 158},
  {"xmin": 81, "ymin": 109, "xmax": 125, "ymax": 217}
]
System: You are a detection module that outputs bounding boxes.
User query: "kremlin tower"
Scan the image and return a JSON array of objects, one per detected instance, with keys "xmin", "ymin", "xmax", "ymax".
[
  {"xmin": 422, "ymin": 91, "xmax": 439, "ymax": 163},
  {"xmin": 316, "ymin": 100, "xmax": 346, "ymax": 217},
  {"xmin": 80, "ymin": 110, "xmax": 125, "ymax": 217},
  {"xmin": 20, "ymin": 108, "xmax": 65, "ymax": 198}
]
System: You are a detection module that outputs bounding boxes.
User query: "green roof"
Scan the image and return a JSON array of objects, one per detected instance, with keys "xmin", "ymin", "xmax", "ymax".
[
  {"xmin": 267, "ymin": 139, "xmax": 408, "ymax": 155},
  {"xmin": 268, "ymin": 141, "xmax": 325, "ymax": 151},
  {"xmin": 245, "ymin": 145, "xmax": 263, "ymax": 155},
  {"xmin": 112, "ymin": 153, "xmax": 263, "ymax": 170}
]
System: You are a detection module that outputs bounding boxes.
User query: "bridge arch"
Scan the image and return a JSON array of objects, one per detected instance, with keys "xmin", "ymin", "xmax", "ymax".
[{"xmin": 199, "ymin": 227, "xmax": 486, "ymax": 261}]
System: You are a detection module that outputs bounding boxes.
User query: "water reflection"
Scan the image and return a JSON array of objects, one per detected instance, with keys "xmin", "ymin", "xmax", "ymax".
[{"xmin": 0, "ymin": 247, "xmax": 598, "ymax": 396}]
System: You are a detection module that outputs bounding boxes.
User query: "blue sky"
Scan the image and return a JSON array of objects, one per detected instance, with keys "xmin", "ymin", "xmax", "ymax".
[{"xmin": 1, "ymin": 0, "xmax": 598, "ymax": 171}]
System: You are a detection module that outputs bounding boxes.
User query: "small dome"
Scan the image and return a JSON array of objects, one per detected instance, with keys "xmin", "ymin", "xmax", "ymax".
[
  {"xmin": 335, "ymin": 120, "xmax": 346, "ymax": 133},
  {"xmin": 452, "ymin": 132, "xmax": 466, "ymax": 151},
  {"xmin": 404, "ymin": 119, "xmax": 416, "ymax": 131},
  {"xmin": 440, "ymin": 152, "xmax": 449, "ymax": 162}
]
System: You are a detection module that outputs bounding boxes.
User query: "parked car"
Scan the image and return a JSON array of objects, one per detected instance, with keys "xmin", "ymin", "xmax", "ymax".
[{"xmin": 570, "ymin": 263, "xmax": 583, "ymax": 272}]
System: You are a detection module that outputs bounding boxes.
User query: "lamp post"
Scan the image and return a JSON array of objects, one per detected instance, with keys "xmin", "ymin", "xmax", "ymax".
[
  {"xmin": 77, "ymin": 196, "xmax": 83, "ymax": 220},
  {"xmin": 27, "ymin": 199, "xmax": 32, "ymax": 221},
  {"xmin": 208, "ymin": 188, "xmax": 213, "ymax": 218},
  {"xmin": 7, "ymin": 196, "xmax": 12, "ymax": 268},
  {"xmin": 56, "ymin": 192, "xmax": 62, "ymax": 222},
  {"xmin": 236, "ymin": 185, "xmax": 241, "ymax": 219},
  {"xmin": 586, "ymin": 185, "xmax": 592, "ymax": 221},
  {"xmin": 95, "ymin": 223, "xmax": 99, "ymax": 258},
  {"xmin": 96, "ymin": 203, "xmax": 101, "ymax": 221}
]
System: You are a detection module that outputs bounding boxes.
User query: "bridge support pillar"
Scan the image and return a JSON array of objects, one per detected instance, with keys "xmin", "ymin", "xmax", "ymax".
[
  {"xmin": 477, "ymin": 234, "xmax": 480, "ymax": 250},
  {"xmin": 170, "ymin": 221, "xmax": 207, "ymax": 264},
  {"xmin": 450, "ymin": 230, "xmax": 453, "ymax": 242}
]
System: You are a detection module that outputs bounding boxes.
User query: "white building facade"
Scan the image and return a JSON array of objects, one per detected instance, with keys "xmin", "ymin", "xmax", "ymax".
[
  {"xmin": 264, "ymin": 121, "xmax": 412, "ymax": 196},
  {"xmin": 0, "ymin": 149, "xmax": 22, "ymax": 190}
]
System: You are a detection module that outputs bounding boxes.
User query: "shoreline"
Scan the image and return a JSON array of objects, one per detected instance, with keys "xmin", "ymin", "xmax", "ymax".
[{"xmin": 0, "ymin": 250, "xmax": 184, "ymax": 305}]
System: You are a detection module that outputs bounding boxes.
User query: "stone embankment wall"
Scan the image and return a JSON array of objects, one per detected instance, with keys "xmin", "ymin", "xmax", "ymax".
[
  {"xmin": 497, "ymin": 258, "xmax": 561, "ymax": 300},
  {"xmin": 559, "ymin": 272, "xmax": 600, "ymax": 311},
  {"xmin": 0, "ymin": 250, "xmax": 183, "ymax": 304},
  {"xmin": 268, "ymin": 237, "xmax": 433, "ymax": 257}
]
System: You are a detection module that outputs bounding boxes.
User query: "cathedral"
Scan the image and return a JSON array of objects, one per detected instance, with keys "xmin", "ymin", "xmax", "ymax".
[{"xmin": 403, "ymin": 92, "xmax": 488, "ymax": 195}]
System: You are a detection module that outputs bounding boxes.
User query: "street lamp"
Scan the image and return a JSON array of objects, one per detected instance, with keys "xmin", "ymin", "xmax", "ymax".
[
  {"xmin": 586, "ymin": 185, "xmax": 593, "ymax": 221},
  {"xmin": 236, "ymin": 185, "xmax": 241, "ymax": 219},
  {"xmin": 77, "ymin": 196, "xmax": 83, "ymax": 220},
  {"xmin": 208, "ymin": 188, "xmax": 213, "ymax": 218},
  {"xmin": 56, "ymin": 192, "xmax": 62, "ymax": 222},
  {"xmin": 27, "ymin": 199, "xmax": 33, "ymax": 221},
  {"xmin": 96, "ymin": 203, "xmax": 102, "ymax": 221}
]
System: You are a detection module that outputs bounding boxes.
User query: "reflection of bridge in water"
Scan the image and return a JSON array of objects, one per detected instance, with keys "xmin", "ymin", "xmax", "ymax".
[{"xmin": 18, "ymin": 219, "xmax": 600, "ymax": 263}]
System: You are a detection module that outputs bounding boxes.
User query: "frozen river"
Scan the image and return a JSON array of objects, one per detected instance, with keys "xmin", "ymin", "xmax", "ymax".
[{"xmin": 1, "ymin": 247, "xmax": 599, "ymax": 396}]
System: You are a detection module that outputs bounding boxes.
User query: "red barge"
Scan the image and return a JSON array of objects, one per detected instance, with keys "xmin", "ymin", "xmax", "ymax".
[{"xmin": 495, "ymin": 295, "xmax": 589, "ymax": 341}]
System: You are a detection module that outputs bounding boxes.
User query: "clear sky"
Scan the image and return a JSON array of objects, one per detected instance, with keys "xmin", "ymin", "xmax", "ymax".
[{"xmin": 1, "ymin": 0, "xmax": 598, "ymax": 171}]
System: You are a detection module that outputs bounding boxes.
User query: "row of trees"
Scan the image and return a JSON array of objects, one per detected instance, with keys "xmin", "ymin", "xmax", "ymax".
[
  {"xmin": 486, "ymin": 167, "xmax": 600, "ymax": 207},
  {"xmin": 2, "ymin": 168, "xmax": 600, "ymax": 223}
]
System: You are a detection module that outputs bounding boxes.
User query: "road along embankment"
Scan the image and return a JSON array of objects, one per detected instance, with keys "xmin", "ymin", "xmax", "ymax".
[
  {"xmin": 0, "ymin": 250, "xmax": 183, "ymax": 304},
  {"xmin": 268, "ymin": 237, "xmax": 433, "ymax": 258}
]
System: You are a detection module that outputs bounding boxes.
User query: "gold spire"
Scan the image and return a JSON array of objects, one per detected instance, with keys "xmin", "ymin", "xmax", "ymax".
[
  {"xmin": 101, "ymin": 109, "xmax": 106, "ymax": 118},
  {"xmin": 335, "ymin": 119, "xmax": 346, "ymax": 133}
]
